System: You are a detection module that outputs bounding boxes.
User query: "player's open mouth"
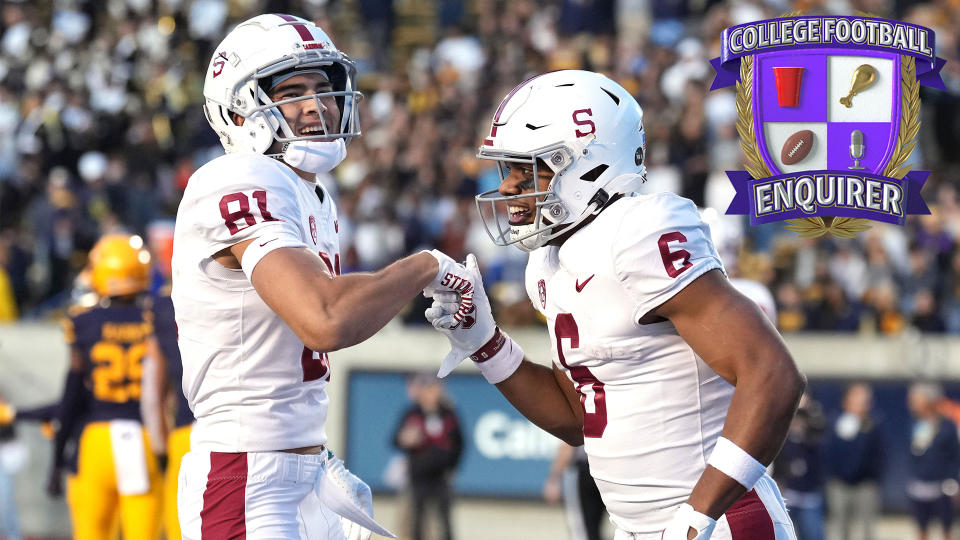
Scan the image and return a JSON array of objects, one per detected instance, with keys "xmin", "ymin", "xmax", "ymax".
[
  {"xmin": 300, "ymin": 125, "xmax": 327, "ymax": 136},
  {"xmin": 508, "ymin": 205, "xmax": 531, "ymax": 225}
]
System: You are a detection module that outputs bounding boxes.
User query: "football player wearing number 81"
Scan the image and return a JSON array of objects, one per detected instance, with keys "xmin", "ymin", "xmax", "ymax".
[
  {"xmin": 173, "ymin": 14, "xmax": 475, "ymax": 540},
  {"xmin": 425, "ymin": 70, "xmax": 804, "ymax": 540}
]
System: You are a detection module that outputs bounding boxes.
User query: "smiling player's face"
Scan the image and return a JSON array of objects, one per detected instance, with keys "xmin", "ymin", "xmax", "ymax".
[
  {"xmin": 496, "ymin": 162, "xmax": 555, "ymax": 226},
  {"xmin": 268, "ymin": 72, "xmax": 341, "ymax": 144}
]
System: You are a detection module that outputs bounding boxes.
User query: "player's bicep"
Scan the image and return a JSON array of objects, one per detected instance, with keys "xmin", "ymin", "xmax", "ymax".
[
  {"xmin": 654, "ymin": 269, "xmax": 787, "ymax": 384},
  {"xmin": 247, "ymin": 246, "xmax": 336, "ymax": 349}
]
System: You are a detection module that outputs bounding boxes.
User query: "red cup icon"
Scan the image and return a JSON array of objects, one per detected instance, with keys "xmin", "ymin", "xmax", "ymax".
[{"xmin": 773, "ymin": 67, "xmax": 804, "ymax": 107}]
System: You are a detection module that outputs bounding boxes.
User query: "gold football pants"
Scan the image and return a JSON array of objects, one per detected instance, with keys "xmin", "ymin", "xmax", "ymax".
[{"xmin": 71, "ymin": 421, "xmax": 162, "ymax": 540}]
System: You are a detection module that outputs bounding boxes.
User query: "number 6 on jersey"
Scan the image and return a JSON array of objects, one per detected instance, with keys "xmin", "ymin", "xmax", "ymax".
[{"xmin": 555, "ymin": 313, "xmax": 607, "ymax": 438}]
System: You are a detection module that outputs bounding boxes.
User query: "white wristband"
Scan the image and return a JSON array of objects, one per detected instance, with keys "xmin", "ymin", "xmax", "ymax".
[
  {"xmin": 471, "ymin": 328, "xmax": 524, "ymax": 384},
  {"xmin": 706, "ymin": 437, "xmax": 767, "ymax": 491}
]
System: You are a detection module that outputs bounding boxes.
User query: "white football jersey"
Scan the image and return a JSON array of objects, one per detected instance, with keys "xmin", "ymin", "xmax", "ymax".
[
  {"xmin": 172, "ymin": 153, "xmax": 340, "ymax": 452},
  {"xmin": 525, "ymin": 192, "xmax": 731, "ymax": 534}
]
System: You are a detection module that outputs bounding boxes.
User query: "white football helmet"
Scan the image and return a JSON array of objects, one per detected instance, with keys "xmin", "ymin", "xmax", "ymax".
[
  {"xmin": 203, "ymin": 14, "xmax": 361, "ymax": 154},
  {"xmin": 476, "ymin": 70, "xmax": 646, "ymax": 251}
]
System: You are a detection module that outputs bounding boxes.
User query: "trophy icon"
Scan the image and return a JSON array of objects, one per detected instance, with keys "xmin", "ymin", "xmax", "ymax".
[{"xmin": 840, "ymin": 64, "xmax": 877, "ymax": 108}]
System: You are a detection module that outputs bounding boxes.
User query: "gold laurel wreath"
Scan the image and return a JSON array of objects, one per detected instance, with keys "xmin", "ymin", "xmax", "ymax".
[{"xmin": 735, "ymin": 14, "xmax": 921, "ymax": 238}]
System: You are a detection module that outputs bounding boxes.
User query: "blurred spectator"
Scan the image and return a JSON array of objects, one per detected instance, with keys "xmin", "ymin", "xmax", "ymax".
[
  {"xmin": 804, "ymin": 280, "xmax": 861, "ymax": 332},
  {"xmin": 906, "ymin": 383, "xmax": 960, "ymax": 540},
  {"xmin": 0, "ymin": 396, "xmax": 23, "ymax": 540},
  {"xmin": 393, "ymin": 374, "xmax": 463, "ymax": 540},
  {"xmin": 910, "ymin": 289, "xmax": 946, "ymax": 333},
  {"xmin": 543, "ymin": 444, "xmax": 607, "ymax": 540},
  {"xmin": 824, "ymin": 383, "xmax": 884, "ymax": 540},
  {"xmin": 0, "ymin": 237, "xmax": 17, "ymax": 321},
  {"xmin": 775, "ymin": 282, "xmax": 807, "ymax": 332},
  {"xmin": 773, "ymin": 393, "xmax": 826, "ymax": 540}
]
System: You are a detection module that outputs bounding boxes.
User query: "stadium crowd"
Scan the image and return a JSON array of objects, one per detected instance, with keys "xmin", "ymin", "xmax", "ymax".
[{"xmin": 0, "ymin": 0, "xmax": 958, "ymax": 334}]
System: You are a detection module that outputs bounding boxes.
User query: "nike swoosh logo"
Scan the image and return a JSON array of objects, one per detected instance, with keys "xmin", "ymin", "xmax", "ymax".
[
  {"xmin": 259, "ymin": 239, "xmax": 277, "ymax": 247},
  {"xmin": 575, "ymin": 274, "xmax": 595, "ymax": 292},
  {"xmin": 526, "ymin": 123, "xmax": 550, "ymax": 130}
]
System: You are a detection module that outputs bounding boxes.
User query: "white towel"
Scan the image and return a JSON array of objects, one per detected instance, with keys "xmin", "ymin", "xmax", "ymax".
[{"xmin": 110, "ymin": 419, "xmax": 150, "ymax": 495}]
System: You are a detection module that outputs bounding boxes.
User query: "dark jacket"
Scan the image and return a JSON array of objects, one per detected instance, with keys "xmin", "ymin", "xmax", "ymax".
[
  {"xmin": 910, "ymin": 416, "xmax": 960, "ymax": 482},
  {"xmin": 824, "ymin": 414, "xmax": 885, "ymax": 484},
  {"xmin": 393, "ymin": 403, "xmax": 463, "ymax": 481}
]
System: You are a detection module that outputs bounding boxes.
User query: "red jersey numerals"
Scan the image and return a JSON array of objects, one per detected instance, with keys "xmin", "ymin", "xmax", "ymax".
[
  {"xmin": 555, "ymin": 313, "xmax": 607, "ymax": 438},
  {"xmin": 301, "ymin": 250, "xmax": 339, "ymax": 382},
  {"xmin": 658, "ymin": 232, "xmax": 693, "ymax": 278},
  {"xmin": 218, "ymin": 190, "xmax": 278, "ymax": 235}
]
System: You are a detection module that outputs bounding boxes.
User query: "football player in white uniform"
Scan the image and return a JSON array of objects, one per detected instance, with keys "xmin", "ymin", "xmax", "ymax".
[
  {"xmin": 425, "ymin": 70, "xmax": 804, "ymax": 540},
  {"xmin": 172, "ymin": 14, "xmax": 475, "ymax": 540}
]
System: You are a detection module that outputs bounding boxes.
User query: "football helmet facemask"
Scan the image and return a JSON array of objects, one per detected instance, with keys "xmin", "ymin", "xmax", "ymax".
[
  {"xmin": 476, "ymin": 70, "xmax": 647, "ymax": 251},
  {"xmin": 88, "ymin": 235, "xmax": 151, "ymax": 297},
  {"xmin": 203, "ymin": 14, "xmax": 362, "ymax": 157}
]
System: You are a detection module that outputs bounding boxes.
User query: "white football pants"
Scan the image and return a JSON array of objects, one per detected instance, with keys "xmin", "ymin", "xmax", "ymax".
[
  {"xmin": 178, "ymin": 449, "xmax": 347, "ymax": 540},
  {"xmin": 613, "ymin": 476, "xmax": 798, "ymax": 540}
]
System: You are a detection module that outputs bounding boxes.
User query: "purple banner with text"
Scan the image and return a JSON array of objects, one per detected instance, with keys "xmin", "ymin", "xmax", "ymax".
[
  {"xmin": 726, "ymin": 170, "xmax": 930, "ymax": 225},
  {"xmin": 710, "ymin": 16, "xmax": 946, "ymax": 90}
]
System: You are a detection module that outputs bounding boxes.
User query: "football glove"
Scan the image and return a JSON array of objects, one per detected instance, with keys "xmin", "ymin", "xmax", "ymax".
[
  {"xmin": 423, "ymin": 249, "xmax": 476, "ymax": 322},
  {"xmin": 424, "ymin": 254, "xmax": 496, "ymax": 377},
  {"xmin": 661, "ymin": 503, "xmax": 716, "ymax": 540},
  {"xmin": 316, "ymin": 451, "xmax": 395, "ymax": 540}
]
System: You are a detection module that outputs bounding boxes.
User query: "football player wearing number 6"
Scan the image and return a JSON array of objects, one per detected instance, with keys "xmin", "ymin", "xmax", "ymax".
[
  {"xmin": 172, "ymin": 14, "xmax": 475, "ymax": 540},
  {"xmin": 54, "ymin": 234, "xmax": 163, "ymax": 540},
  {"xmin": 425, "ymin": 70, "xmax": 804, "ymax": 540}
]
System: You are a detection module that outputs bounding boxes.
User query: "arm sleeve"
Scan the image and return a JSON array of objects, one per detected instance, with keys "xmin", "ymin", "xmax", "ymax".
[
  {"xmin": 52, "ymin": 367, "xmax": 87, "ymax": 468},
  {"xmin": 189, "ymin": 159, "xmax": 310, "ymax": 277},
  {"xmin": 611, "ymin": 194, "xmax": 725, "ymax": 321},
  {"xmin": 15, "ymin": 404, "xmax": 59, "ymax": 422}
]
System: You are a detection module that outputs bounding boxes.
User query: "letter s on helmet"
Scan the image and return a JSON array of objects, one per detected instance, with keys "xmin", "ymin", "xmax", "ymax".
[
  {"xmin": 89, "ymin": 235, "xmax": 151, "ymax": 297},
  {"xmin": 202, "ymin": 14, "xmax": 361, "ymax": 154},
  {"xmin": 476, "ymin": 70, "xmax": 646, "ymax": 251}
]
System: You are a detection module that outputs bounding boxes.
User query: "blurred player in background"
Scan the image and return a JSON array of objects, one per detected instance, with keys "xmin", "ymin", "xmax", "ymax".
[
  {"xmin": 141, "ymin": 221, "xmax": 194, "ymax": 540},
  {"xmin": 0, "ymin": 395, "xmax": 23, "ymax": 540},
  {"xmin": 426, "ymin": 70, "xmax": 804, "ymax": 539},
  {"xmin": 543, "ymin": 443, "xmax": 607, "ymax": 540},
  {"xmin": 54, "ymin": 234, "xmax": 163, "ymax": 540},
  {"xmin": 172, "ymin": 14, "xmax": 475, "ymax": 540}
]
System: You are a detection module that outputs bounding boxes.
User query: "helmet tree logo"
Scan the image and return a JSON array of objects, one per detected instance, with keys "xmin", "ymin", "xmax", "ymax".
[{"xmin": 711, "ymin": 13, "xmax": 945, "ymax": 238}]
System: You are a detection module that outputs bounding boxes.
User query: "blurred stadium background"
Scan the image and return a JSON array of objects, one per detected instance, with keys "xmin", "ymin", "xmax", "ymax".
[{"xmin": 0, "ymin": 0, "xmax": 959, "ymax": 539}]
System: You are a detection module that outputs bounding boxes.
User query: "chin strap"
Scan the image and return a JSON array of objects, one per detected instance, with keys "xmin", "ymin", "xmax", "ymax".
[{"xmin": 266, "ymin": 138, "xmax": 347, "ymax": 173}]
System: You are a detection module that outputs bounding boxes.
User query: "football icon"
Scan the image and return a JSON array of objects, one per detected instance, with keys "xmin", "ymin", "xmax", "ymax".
[{"xmin": 781, "ymin": 130, "xmax": 814, "ymax": 165}]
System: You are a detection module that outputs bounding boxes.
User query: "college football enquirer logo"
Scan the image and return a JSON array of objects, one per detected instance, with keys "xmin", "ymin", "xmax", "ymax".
[{"xmin": 711, "ymin": 13, "xmax": 945, "ymax": 237}]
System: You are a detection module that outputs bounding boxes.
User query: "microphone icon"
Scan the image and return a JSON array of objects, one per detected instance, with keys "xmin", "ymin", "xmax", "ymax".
[{"xmin": 849, "ymin": 130, "xmax": 865, "ymax": 170}]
